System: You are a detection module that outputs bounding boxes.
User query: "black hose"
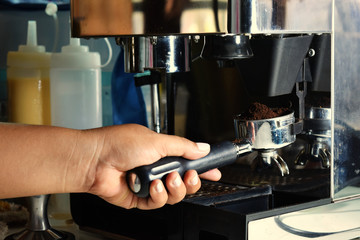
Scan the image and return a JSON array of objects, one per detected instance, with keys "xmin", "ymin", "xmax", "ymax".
[{"xmin": 212, "ymin": 0, "xmax": 221, "ymax": 32}]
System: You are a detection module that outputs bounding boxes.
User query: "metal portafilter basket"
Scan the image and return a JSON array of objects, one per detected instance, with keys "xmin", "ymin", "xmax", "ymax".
[
  {"xmin": 126, "ymin": 112, "xmax": 302, "ymax": 198},
  {"xmin": 234, "ymin": 111, "xmax": 302, "ymax": 176}
]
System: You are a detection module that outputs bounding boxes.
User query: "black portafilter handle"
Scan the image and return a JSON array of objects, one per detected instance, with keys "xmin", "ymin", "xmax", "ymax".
[{"xmin": 126, "ymin": 141, "xmax": 250, "ymax": 198}]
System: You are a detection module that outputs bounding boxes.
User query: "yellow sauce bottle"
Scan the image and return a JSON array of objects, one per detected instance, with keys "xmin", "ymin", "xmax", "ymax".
[{"xmin": 7, "ymin": 20, "xmax": 51, "ymax": 125}]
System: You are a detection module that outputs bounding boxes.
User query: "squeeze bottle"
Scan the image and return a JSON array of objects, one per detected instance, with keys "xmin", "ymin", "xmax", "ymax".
[
  {"xmin": 7, "ymin": 20, "xmax": 51, "ymax": 125},
  {"xmin": 50, "ymin": 38, "xmax": 102, "ymax": 129}
]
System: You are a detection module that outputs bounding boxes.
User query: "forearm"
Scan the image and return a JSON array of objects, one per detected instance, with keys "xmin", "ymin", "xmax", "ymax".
[{"xmin": 0, "ymin": 123, "xmax": 98, "ymax": 198}]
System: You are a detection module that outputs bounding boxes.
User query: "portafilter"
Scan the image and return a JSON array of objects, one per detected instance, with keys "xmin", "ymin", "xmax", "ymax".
[
  {"xmin": 295, "ymin": 107, "xmax": 331, "ymax": 169},
  {"xmin": 127, "ymin": 112, "xmax": 302, "ymax": 198}
]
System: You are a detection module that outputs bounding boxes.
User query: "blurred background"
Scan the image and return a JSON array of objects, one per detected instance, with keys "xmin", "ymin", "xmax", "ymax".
[{"xmin": 0, "ymin": 0, "xmax": 119, "ymax": 126}]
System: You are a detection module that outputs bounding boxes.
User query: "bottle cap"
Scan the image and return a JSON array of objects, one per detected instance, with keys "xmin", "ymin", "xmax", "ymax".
[
  {"xmin": 7, "ymin": 20, "xmax": 50, "ymax": 68},
  {"xmin": 51, "ymin": 37, "xmax": 100, "ymax": 69}
]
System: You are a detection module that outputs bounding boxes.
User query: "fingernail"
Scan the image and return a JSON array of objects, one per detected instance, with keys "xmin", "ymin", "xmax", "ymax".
[
  {"xmin": 155, "ymin": 182, "xmax": 163, "ymax": 193},
  {"xmin": 172, "ymin": 175, "xmax": 181, "ymax": 187},
  {"xmin": 190, "ymin": 176, "xmax": 199, "ymax": 185},
  {"xmin": 196, "ymin": 142, "xmax": 210, "ymax": 152}
]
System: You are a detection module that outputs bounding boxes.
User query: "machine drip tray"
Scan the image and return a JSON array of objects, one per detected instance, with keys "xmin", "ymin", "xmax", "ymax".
[
  {"xmin": 184, "ymin": 181, "xmax": 271, "ymax": 208},
  {"xmin": 219, "ymin": 163, "xmax": 330, "ymax": 205},
  {"xmin": 71, "ymin": 182, "xmax": 272, "ymax": 240}
]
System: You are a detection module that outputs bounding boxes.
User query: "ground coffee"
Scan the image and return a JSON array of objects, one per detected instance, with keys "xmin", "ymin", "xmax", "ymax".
[{"xmin": 240, "ymin": 102, "xmax": 289, "ymax": 120}]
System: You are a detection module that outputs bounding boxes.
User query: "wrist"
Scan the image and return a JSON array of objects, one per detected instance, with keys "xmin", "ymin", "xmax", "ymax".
[{"xmin": 64, "ymin": 129, "xmax": 104, "ymax": 194}]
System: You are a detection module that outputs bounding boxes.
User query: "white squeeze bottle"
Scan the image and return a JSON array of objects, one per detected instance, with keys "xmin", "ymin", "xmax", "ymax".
[
  {"xmin": 50, "ymin": 37, "xmax": 102, "ymax": 129},
  {"xmin": 7, "ymin": 20, "xmax": 51, "ymax": 125}
]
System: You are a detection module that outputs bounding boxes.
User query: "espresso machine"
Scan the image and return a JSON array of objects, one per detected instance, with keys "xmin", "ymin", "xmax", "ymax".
[{"xmin": 69, "ymin": 0, "xmax": 360, "ymax": 239}]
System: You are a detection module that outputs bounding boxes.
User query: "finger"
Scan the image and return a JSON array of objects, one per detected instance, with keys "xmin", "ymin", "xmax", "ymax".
[
  {"xmin": 199, "ymin": 168, "xmax": 222, "ymax": 181},
  {"xmin": 136, "ymin": 179, "xmax": 168, "ymax": 210},
  {"xmin": 165, "ymin": 171, "xmax": 186, "ymax": 205},
  {"xmin": 183, "ymin": 170, "xmax": 201, "ymax": 195}
]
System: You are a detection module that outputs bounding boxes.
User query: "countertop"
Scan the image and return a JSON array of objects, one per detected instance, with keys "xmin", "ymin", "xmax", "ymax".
[
  {"xmin": 6, "ymin": 217, "xmax": 133, "ymax": 240},
  {"xmin": 7, "ymin": 224, "xmax": 114, "ymax": 240}
]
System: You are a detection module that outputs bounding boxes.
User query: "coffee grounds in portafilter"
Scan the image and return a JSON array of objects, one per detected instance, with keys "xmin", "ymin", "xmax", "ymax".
[{"xmin": 240, "ymin": 102, "xmax": 290, "ymax": 120}]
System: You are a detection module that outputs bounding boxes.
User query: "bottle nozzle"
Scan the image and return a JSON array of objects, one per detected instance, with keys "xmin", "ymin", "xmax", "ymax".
[
  {"xmin": 61, "ymin": 37, "xmax": 88, "ymax": 53},
  {"xmin": 18, "ymin": 20, "xmax": 45, "ymax": 52},
  {"xmin": 70, "ymin": 38, "xmax": 81, "ymax": 47},
  {"xmin": 27, "ymin": 21, "xmax": 37, "ymax": 47}
]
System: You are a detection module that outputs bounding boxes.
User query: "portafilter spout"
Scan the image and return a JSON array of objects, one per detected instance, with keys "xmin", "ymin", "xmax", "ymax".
[{"xmin": 256, "ymin": 150, "xmax": 290, "ymax": 177}]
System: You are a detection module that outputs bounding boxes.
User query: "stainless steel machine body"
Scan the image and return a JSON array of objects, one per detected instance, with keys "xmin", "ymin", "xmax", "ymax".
[{"xmin": 69, "ymin": 0, "xmax": 360, "ymax": 239}]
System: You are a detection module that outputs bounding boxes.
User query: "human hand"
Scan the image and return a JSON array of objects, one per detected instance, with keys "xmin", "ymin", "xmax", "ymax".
[{"xmin": 83, "ymin": 124, "xmax": 221, "ymax": 210}]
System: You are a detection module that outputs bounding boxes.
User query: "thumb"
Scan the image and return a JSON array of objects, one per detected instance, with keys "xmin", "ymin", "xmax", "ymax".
[
  {"xmin": 191, "ymin": 142, "xmax": 211, "ymax": 159},
  {"xmin": 156, "ymin": 135, "xmax": 210, "ymax": 160}
]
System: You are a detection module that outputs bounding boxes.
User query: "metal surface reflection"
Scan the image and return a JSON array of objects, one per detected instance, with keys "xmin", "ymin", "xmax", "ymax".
[
  {"xmin": 71, "ymin": 0, "xmax": 228, "ymax": 36},
  {"xmin": 5, "ymin": 195, "xmax": 74, "ymax": 240},
  {"xmin": 201, "ymin": 34, "xmax": 253, "ymax": 60},
  {"xmin": 333, "ymin": 0, "xmax": 360, "ymax": 199},
  {"xmin": 118, "ymin": 35, "xmax": 191, "ymax": 73},
  {"xmin": 228, "ymin": 0, "xmax": 332, "ymax": 34},
  {"xmin": 234, "ymin": 112, "xmax": 297, "ymax": 149}
]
